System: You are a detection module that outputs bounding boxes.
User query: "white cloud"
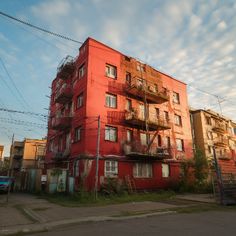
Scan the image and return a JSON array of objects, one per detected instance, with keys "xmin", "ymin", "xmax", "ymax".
[{"xmin": 217, "ymin": 20, "xmax": 227, "ymax": 30}]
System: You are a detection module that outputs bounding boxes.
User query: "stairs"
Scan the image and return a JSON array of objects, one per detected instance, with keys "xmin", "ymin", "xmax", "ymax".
[
  {"xmin": 213, "ymin": 159, "xmax": 236, "ymax": 205},
  {"xmin": 125, "ymin": 175, "xmax": 136, "ymax": 193}
]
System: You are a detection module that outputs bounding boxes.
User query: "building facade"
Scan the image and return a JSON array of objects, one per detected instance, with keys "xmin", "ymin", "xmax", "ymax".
[
  {"xmin": 190, "ymin": 109, "xmax": 236, "ymax": 173},
  {"xmin": 46, "ymin": 38, "xmax": 193, "ymax": 191},
  {"xmin": 0, "ymin": 145, "xmax": 3, "ymax": 162},
  {"xmin": 11, "ymin": 138, "xmax": 46, "ymax": 171}
]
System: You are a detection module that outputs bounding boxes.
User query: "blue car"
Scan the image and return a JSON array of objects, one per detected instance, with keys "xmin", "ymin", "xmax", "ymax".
[{"xmin": 0, "ymin": 176, "xmax": 14, "ymax": 193}]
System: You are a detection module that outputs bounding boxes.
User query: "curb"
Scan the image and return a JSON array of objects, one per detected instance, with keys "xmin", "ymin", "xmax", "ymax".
[{"xmin": 0, "ymin": 210, "xmax": 176, "ymax": 235}]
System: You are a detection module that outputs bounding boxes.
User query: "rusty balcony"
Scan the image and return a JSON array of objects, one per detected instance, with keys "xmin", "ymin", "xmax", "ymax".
[
  {"xmin": 214, "ymin": 137, "xmax": 228, "ymax": 147},
  {"xmin": 51, "ymin": 116, "xmax": 72, "ymax": 130},
  {"xmin": 123, "ymin": 141, "xmax": 172, "ymax": 159},
  {"xmin": 212, "ymin": 122, "xmax": 225, "ymax": 134},
  {"xmin": 57, "ymin": 56, "xmax": 75, "ymax": 80},
  {"xmin": 125, "ymin": 77, "xmax": 169, "ymax": 104},
  {"xmin": 125, "ymin": 110, "xmax": 171, "ymax": 131},
  {"xmin": 55, "ymin": 84, "xmax": 73, "ymax": 104}
]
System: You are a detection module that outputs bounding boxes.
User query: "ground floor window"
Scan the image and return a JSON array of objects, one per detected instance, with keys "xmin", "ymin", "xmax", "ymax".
[
  {"xmin": 162, "ymin": 163, "xmax": 170, "ymax": 178},
  {"xmin": 133, "ymin": 163, "xmax": 152, "ymax": 178},
  {"xmin": 104, "ymin": 160, "xmax": 118, "ymax": 177}
]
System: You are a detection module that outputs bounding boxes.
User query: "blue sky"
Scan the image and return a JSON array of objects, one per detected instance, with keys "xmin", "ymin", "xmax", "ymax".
[{"xmin": 0, "ymin": 0, "xmax": 236, "ymax": 156}]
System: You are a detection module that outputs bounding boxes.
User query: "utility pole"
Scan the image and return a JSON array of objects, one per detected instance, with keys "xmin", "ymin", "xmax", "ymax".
[
  {"xmin": 94, "ymin": 115, "xmax": 101, "ymax": 200},
  {"xmin": 6, "ymin": 133, "xmax": 14, "ymax": 203}
]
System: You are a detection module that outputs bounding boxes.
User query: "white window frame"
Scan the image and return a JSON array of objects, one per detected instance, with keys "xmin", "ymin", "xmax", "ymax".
[
  {"xmin": 173, "ymin": 92, "xmax": 180, "ymax": 104},
  {"xmin": 105, "ymin": 126, "xmax": 117, "ymax": 142},
  {"xmin": 174, "ymin": 114, "xmax": 182, "ymax": 126},
  {"xmin": 176, "ymin": 139, "xmax": 184, "ymax": 151},
  {"xmin": 133, "ymin": 163, "xmax": 153, "ymax": 178},
  {"xmin": 162, "ymin": 163, "xmax": 170, "ymax": 178},
  {"xmin": 78, "ymin": 64, "xmax": 85, "ymax": 78},
  {"xmin": 77, "ymin": 93, "xmax": 83, "ymax": 108},
  {"xmin": 105, "ymin": 93, "xmax": 117, "ymax": 108},
  {"xmin": 140, "ymin": 133, "xmax": 149, "ymax": 145},
  {"xmin": 127, "ymin": 130, "xmax": 133, "ymax": 142},
  {"xmin": 105, "ymin": 64, "xmax": 117, "ymax": 79},
  {"xmin": 105, "ymin": 160, "xmax": 118, "ymax": 177},
  {"xmin": 75, "ymin": 126, "xmax": 82, "ymax": 142}
]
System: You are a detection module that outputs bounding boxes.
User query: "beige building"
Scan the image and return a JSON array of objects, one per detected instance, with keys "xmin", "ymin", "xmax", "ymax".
[
  {"xmin": 190, "ymin": 109, "xmax": 236, "ymax": 161},
  {"xmin": 0, "ymin": 145, "xmax": 4, "ymax": 162},
  {"xmin": 11, "ymin": 138, "xmax": 47, "ymax": 171}
]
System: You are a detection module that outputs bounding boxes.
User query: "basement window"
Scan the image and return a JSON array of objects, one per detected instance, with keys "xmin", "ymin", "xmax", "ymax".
[
  {"xmin": 162, "ymin": 164, "xmax": 170, "ymax": 178},
  {"xmin": 105, "ymin": 64, "xmax": 117, "ymax": 79},
  {"xmin": 133, "ymin": 163, "xmax": 152, "ymax": 178},
  {"xmin": 105, "ymin": 160, "xmax": 118, "ymax": 178}
]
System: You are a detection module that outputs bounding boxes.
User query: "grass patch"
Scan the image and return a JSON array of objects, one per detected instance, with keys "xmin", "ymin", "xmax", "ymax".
[
  {"xmin": 176, "ymin": 203, "xmax": 236, "ymax": 214},
  {"xmin": 36, "ymin": 190, "xmax": 176, "ymax": 207}
]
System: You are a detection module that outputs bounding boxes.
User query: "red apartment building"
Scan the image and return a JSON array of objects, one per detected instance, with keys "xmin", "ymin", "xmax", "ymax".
[{"xmin": 45, "ymin": 38, "xmax": 193, "ymax": 191}]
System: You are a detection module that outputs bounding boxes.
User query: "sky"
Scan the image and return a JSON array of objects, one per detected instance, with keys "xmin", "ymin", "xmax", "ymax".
[{"xmin": 0, "ymin": 0, "xmax": 236, "ymax": 156}]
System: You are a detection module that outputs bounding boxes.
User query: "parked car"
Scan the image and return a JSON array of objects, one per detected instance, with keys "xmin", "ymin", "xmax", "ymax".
[{"xmin": 0, "ymin": 176, "xmax": 15, "ymax": 193}]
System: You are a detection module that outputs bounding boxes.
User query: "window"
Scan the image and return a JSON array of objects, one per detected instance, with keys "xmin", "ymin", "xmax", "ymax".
[
  {"xmin": 208, "ymin": 145, "xmax": 212, "ymax": 154},
  {"xmin": 137, "ymin": 64, "xmax": 145, "ymax": 72},
  {"xmin": 140, "ymin": 133, "xmax": 149, "ymax": 145},
  {"xmin": 164, "ymin": 111, "xmax": 169, "ymax": 121},
  {"xmin": 174, "ymin": 114, "xmax": 182, "ymax": 126},
  {"xmin": 74, "ymin": 160, "xmax": 79, "ymax": 177},
  {"xmin": 173, "ymin": 92, "xmax": 180, "ymax": 104},
  {"xmin": 126, "ymin": 72, "xmax": 131, "ymax": 84},
  {"xmin": 155, "ymin": 108, "xmax": 160, "ymax": 118},
  {"xmin": 126, "ymin": 99, "xmax": 132, "ymax": 111},
  {"xmin": 105, "ymin": 161, "xmax": 118, "ymax": 177},
  {"xmin": 78, "ymin": 64, "xmax": 85, "ymax": 78},
  {"xmin": 206, "ymin": 116, "xmax": 212, "ymax": 125},
  {"xmin": 105, "ymin": 64, "xmax": 117, "ymax": 79},
  {"xmin": 139, "ymin": 104, "xmax": 145, "ymax": 120},
  {"xmin": 207, "ymin": 131, "xmax": 213, "ymax": 140},
  {"xmin": 157, "ymin": 135, "xmax": 162, "ymax": 147},
  {"xmin": 176, "ymin": 139, "xmax": 184, "ymax": 151},
  {"xmin": 105, "ymin": 93, "xmax": 117, "ymax": 108},
  {"xmin": 75, "ymin": 126, "xmax": 82, "ymax": 142},
  {"xmin": 133, "ymin": 163, "xmax": 152, "ymax": 178},
  {"xmin": 105, "ymin": 126, "xmax": 117, "ymax": 142},
  {"xmin": 77, "ymin": 93, "xmax": 83, "ymax": 108},
  {"xmin": 164, "ymin": 136, "xmax": 171, "ymax": 148},
  {"xmin": 162, "ymin": 164, "xmax": 170, "ymax": 178},
  {"xmin": 127, "ymin": 130, "xmax": 133, "ymax": 142}
]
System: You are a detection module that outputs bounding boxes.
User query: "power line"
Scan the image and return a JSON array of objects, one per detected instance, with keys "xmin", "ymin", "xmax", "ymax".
[
  {"xmin": 0, "ymin": 107, "xmax": 48, "ymax": 118},
  {"xmin": 0, "ymin": 57, "xmax": 30, "ymax": 109},
  {"xmin": 0, "ymin": 11, "xmax": 83, "ymax": 45}
]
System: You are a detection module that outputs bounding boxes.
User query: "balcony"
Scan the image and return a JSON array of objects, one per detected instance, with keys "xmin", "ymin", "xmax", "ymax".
[
  {"xmin": 125, "ymin": 77, "xmax": 169, "ymax": 104},
  {"xmin": 55, "ymin": 84, "xmax": 73, "ymax": 104},
  {"xmin": 212, "ymin": 122, "xmax": 225, "ymax": 134},
  {"xmin": 125, "ymin": 110, "xmax": 171, "ymax": 131},
  {"xmin": 13, "ymin": 154, "xmax": 23, "ymax": 160},
  {"xmin": 123, "ymin": 142, "xmax": 172, "ymax": 159},
  {"xmin": 214, "ymin": 137, "xmax": 228, "ymax": 147},
  {"xmin": 57, "ymin": 56, "xmax": 75, "ymax": 80},
  {"xmin": 51, "ymin": 116, "xmax": 72, "ymax": 130},
  {"xmin": 53, "ymin": 149, "xmax": 70, "ymax": 161}
]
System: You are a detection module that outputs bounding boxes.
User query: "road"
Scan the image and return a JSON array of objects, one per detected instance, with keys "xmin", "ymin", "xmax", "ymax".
[{"xmin": 33, "ymin": 211, "xmax": 236, "ymax": 236}]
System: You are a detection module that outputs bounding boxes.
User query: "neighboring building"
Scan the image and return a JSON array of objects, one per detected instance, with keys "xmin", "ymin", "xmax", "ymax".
[
  {"xmin": 190, "ymin": 109, "xmax": 236, "ymax": 173},
  {"xmin": 46, "ymin": 37, "xmax": 193, "ymax": 191},
  {"xmin": 0, "ymin": 145, "xmax": 4, "ymax": 162},
  {"xmin": 11, "ymin": 138, "xmax": 46, "ymax": 172}
]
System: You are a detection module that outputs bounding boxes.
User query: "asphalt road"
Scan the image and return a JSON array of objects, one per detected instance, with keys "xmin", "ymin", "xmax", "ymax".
[{"xmin": 33, "ymin": 211, "xmax": 236, "ymax": 236}]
